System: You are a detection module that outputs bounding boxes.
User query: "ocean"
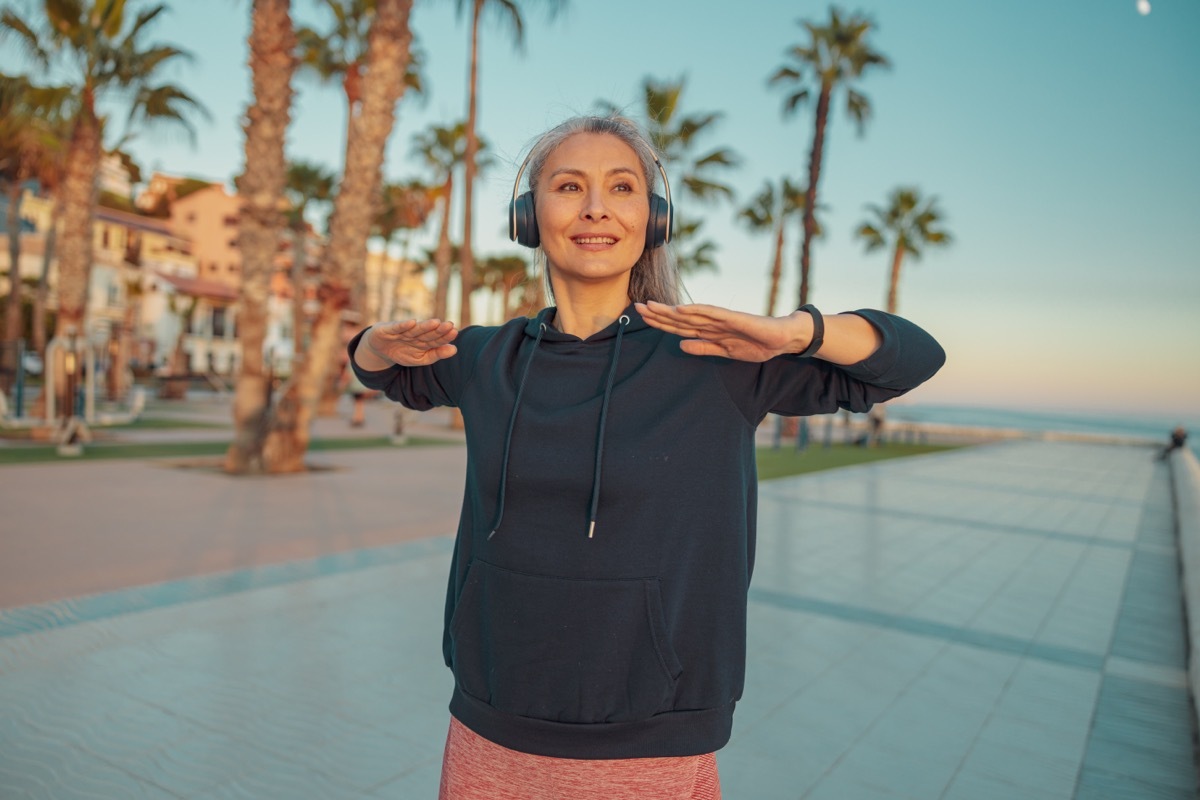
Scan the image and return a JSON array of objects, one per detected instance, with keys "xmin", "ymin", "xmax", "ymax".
[{"xmin": 884, "ymin": 402, "xmax": 1200, "ymax": 456}]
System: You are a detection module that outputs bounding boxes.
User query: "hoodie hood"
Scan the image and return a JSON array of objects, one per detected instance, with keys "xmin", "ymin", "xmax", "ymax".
[{"xmin": 523, "ymin": 303, "xmax": 650, "ymax": 343}]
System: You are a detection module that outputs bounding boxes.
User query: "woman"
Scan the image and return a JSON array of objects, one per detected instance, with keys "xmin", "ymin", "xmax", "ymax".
[{"xmin": 350, "ymin": 115, "xmax": 945, "ymax": 799}]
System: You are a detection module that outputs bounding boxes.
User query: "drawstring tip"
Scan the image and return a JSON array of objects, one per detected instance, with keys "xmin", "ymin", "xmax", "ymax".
[
  {"xmin": 487, "ymin": 530, "xmax": 497, "ymax": 541},
  {"xmin": 587, "ymin": 520, "xmax": 596, "ymax": 539}
]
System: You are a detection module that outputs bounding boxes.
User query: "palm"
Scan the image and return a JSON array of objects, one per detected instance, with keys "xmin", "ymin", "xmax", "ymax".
[
  {"xmin": 600, "ymin": 77, "xmax": 740, "ymax": 276},
  {"xmin": 1, "ymin": 1, "xmax": 204, "ymax": 334},
  {"xmin": 637, "ymin": 302, "xmax": 799, "ymax": 363},
  {"xmin": 367, "ymin": 319, "xmax": 458, "ymax": 367},
  {"xmin": 456, "ymin": 0, "xmax": 567, "ymax": 326},
  {"xmin": 770, "ymin": 7, "xmax": 888, "ymax": 307},
  {"xmin": 855, "ymin": 187, "xmax": 951, "ymax": 314},
  {"xmin": 738, "ymin": 177, "xmax": 813, "ymax": 315},
  {"xmin": 412, "ymin": 121, "xmax": 479, "ymax": 319},
  {"xmin": 0, "ymin": 74, "xmax": 70, "ymax": 356}
]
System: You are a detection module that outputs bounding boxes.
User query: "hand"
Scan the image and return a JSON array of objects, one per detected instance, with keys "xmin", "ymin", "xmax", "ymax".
[
  {"xmin": 636, "ymin": 301, "xmax": 814, "ymax": 362},
  {"xmin": 360, "ymin": 319, "xmax": 459, "ymax": 368}
]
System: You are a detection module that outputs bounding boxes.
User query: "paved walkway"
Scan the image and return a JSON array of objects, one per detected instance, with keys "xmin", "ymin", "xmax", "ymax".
[{"xmin": 0, "ymin": 437, "xmax": 1195, "ymax": 798}]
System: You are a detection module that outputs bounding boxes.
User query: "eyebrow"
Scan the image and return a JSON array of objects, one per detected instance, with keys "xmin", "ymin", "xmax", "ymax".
[{"xmin": 548, "ymin": 167, "xmax": 641, "ymax": 181}]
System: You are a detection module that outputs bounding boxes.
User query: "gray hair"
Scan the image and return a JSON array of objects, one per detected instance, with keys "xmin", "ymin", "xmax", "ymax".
[{"xmin": 519, "ymin": 115, "xmax": 683, "ymax": 306}]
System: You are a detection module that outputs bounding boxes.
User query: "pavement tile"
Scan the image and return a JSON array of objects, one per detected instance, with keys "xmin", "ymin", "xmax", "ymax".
[{"xmin": 1, "ymin": 440, "xmax": 1194, "ymax": 800}]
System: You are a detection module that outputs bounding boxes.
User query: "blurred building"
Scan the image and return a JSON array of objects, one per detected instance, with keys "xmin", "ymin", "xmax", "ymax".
[{"xmin": 2, "ymin": 175, "xmax": 435, "ymax": 384}]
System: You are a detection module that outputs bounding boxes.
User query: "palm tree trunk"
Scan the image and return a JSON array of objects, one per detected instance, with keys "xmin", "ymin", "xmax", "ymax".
[
  {"xmin": 766, "ymin": 219, "xmax": 784, "ymax": 316},
  {"xmin": 433, "ymin": 175, "xmax": 453, "ymax": 319},
  {"xmin": 3, "ymin": 183, "xmax": 23, "ymax": 387},
  {"xmin": 798, "ymin": 83, "xmax": 831, "ymax": 308},
  {"xmin": 291, "ymin": 227, "xmax": 307, "ymax": 357},
  {"xmin": 459, "ymin": 0, "xmax": 482, "ymax": 327},
  {"xmin": 263, "ymin": 0, "xmax": 413, "ymax": 473},
  {"xmin": 32, "ymin": 202, "xmax": 58, "ymax": 356},
  {"xmin": 224, "ymin": 0, "xmax": 297, "ymax": 474},
  {"xmin": 55, "ymin": 108, "xmax": 102, "ymax": 337},
  {"xmin": 886, "ymin": 243, "xmax": 903, "ymax": 315}
]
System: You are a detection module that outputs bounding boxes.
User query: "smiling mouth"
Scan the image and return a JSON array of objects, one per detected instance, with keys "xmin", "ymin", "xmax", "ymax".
[{"xmin": 572, "ymin": 236, "xmax": 618, "ymax": 245}]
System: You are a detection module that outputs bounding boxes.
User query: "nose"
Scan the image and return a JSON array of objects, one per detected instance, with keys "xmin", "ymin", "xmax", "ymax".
[{"xmin": 580, "ymin": 187, "xmax": 610, "ymax": 221}]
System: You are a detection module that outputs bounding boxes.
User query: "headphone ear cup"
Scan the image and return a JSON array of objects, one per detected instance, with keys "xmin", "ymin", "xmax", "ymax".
[
  {"xmin": 511, "ymin": 192, "xmax": 540, "ymax": 248},
  {"xmin": 646, "ymin": 193, "xmax": 671, "ymax": 250}
]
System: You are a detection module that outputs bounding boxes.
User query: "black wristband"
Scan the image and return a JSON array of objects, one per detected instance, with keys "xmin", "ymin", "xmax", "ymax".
[{"xmin": 797, "ymin": 304, "xmax": 824, "ymax": 357}]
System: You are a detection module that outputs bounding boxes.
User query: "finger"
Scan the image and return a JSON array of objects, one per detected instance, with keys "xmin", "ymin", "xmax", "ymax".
[
  {"xmin": 677, "ymin": 339, "xmax": 728, "ymax": 358},
  {"xmin": 647, "ymin": 301, "xmax": 732, "ymax": 324},
  {"xmin": 410, "ymin": 321, "xmax": 458, "ymax": 344},
  {"xmin": 640, "ymin": 315, "xmax": 706, "ymax": 339},
  {"xmin": 641, "ymin": 304, "xmax": 732, "ymax": 334},
  {"xmin": 373, "ymin": 319, "xmax": 419, "ymax": 337}
]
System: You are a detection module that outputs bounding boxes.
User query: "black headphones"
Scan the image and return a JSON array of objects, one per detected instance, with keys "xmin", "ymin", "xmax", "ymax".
[{"xmin": 508, "ymin": 140, "xmax": 674, "ymax": 251}]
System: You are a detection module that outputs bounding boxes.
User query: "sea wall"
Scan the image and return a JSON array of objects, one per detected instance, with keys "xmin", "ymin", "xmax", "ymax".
[{"xmin": 1170, "ymin": 446, "xmax": 1200, "ymax": 730}]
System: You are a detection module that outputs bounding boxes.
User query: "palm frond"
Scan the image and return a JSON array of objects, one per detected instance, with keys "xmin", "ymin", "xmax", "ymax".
[{"xmin": 0, "ymin": 10, "xmax": 51, "ymax": 66}]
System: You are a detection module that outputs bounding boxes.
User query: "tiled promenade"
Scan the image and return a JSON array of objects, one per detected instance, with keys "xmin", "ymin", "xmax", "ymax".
[{"xmin": 0, "ymin": 436, "xmax": 1195, "ymax": 798}]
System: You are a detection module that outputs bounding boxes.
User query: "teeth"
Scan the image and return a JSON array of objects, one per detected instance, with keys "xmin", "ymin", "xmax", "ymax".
[{"xmin": 575, "ymin": 237, "xmax": 616, "ymax": 244}]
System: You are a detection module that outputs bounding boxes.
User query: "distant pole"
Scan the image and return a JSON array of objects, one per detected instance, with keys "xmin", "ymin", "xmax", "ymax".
[{"xmin": 796, "ymin": 417, "xmax": 810, "ymax": 452}]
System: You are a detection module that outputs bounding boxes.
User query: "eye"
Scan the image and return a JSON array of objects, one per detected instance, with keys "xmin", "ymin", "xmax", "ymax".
[
  {"xmin": 613, "ymin": 181, "xmax": 634, "ymax": 193},
  {"xmin": 556, "ymin": 180, "xmax": 581, "ymax": 192}
]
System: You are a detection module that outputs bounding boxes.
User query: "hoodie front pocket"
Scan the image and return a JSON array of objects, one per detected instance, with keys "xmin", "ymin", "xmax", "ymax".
[{"xmin": 449, "ymin": 559, "xmax": 683, "ymax": 724}]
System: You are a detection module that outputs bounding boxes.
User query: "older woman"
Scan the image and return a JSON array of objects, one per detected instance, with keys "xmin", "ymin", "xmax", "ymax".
[{"xmin": 350, "ymin": 115, "xmax": 945, "ymax": 799}]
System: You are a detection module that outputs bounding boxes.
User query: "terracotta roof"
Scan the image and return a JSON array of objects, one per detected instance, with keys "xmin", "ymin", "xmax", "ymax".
[
  {"xmin": 155, "ymin": 271, "xmax": 239, "ymax": 301},
  {"xmin": 95, "ymin": 206, "xmax": 173, "ymax": 235}
]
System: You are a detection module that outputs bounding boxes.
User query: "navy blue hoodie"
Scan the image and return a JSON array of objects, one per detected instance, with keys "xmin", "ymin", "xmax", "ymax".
[{"xmin": 349, "ymin": 304, "xmax": 944, "ymax": 760}]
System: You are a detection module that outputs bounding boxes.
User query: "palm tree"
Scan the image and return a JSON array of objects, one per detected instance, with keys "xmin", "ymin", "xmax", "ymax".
[
  {"xmin": 0, "ymin": 73, "xmax": 69, "ymax": 385},
  {"xmin": 225, "ymin": 0, "xmax": 298, "ymax": 474},
  {"xmin": 296, "ymin": 0, "xmax": 424, "ymax": 120},
  {"xmin": 737, "ymin": 178, "xmax": 809, "ymax": 316},
  {"xmin": 375, "ymin": 179, "xmax": 436, "ymax": 262},
  {"xmin": 640, "ymin": 77, "xmax": 739, "ymax": 205},
  {"xmin": 284, "ymin": 159, "xmax": 335, "ymax": 357},
  {"xmin": 478, "ymin": 253, "xmax": 528, "ymax": 322},
  {"xmin": 369, "ymin": 179, "xmax": 436, "ymax": 322},
  {"xmin": 455, "ymin": 0, "xmax": 566, "ymax": 327},
  {"xmin": 605, "ymin": 76, "xmax": 740, "ymax": 275},
  {"xmin": 770, "ymin": 6, "xmax": 888, "ymax": 306},
  {"xmin": 261, "ymin": 0, "xmax": 415, "ymax": 473},
  {"xmin": 411, "ymin": 121, "xmax": 473, "ymax": 320},
  {"xmin": 0, "ymin": 2, "xmax": 205, "ymax": 340},
  {"xmin": 855, "ymin": 187, "xmax": 951, "ymax": 314}
]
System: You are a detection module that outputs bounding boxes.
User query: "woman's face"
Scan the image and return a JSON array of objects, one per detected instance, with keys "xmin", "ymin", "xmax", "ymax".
[{"xmin": 534, "ymin": 132, "xmax": 650, "ymax": 293}]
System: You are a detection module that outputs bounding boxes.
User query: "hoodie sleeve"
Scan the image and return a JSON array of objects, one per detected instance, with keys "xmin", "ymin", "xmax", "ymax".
[
  {"xmin": 346, "ymin": 326, "xmax": 485, "ymax": 410},
  {"xmin": 718, "ymin": 309, "xmax": 945, "ymax": 424}
]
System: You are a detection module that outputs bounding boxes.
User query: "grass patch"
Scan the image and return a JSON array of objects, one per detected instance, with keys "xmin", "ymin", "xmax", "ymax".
[
  {"xmin": 756, "ymin": 442, "xmax": 959, "ymax": 481},
  {"xmin": 0, "ymin": 436, "xmax": 454, "ymax": 466},
  {"xmin": 104, "ymin": 417, "xmax": 228, "ymax": 430}
]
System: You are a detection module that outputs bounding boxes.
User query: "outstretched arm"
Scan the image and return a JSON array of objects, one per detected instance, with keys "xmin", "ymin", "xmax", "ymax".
[
  {"xmin": 635, "ymin": 301, "xmax": 881, "ymax": 365},
  {"xmin": 353, "ymin": 319, "xmax": 460, "ymax": 370}
]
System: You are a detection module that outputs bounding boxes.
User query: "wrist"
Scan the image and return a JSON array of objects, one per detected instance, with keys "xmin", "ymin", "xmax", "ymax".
[{"xmin": 355, "ymin": 327, "xmax": 394, "ymax": 369}]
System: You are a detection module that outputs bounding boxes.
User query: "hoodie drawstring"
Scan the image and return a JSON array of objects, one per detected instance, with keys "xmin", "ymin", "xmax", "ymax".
[
  {"xmin": 488, "ymin": 322, "xmax": 547, "ymax": 540},
  {"xmin": 488, "ymin": 314, "xmax": 629, "ymax": 541},
  {"xmin": 587, "ymin": 315, "xmax": 629, "ymax": 539}
]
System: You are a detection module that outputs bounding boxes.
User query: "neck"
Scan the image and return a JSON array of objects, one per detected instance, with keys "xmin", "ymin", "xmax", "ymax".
[{"xmin": 548, "ymin": 279, "xmax": 631, "ymax": 339}]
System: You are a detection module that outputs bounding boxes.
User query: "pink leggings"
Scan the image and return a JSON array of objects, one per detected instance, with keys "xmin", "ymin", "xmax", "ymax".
[{"xmin": 439, "ymin": 717, "xmax": 723, "ymax": 800}]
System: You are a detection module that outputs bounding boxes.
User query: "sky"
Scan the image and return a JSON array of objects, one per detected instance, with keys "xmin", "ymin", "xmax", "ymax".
[{"xmin": 4, "ymin": 0, "xmax": 1198, "ymax": 418}]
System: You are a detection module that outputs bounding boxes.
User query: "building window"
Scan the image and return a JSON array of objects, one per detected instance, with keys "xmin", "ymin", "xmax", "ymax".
[{"xmin": 212, "ymin": 307, "xmax": 227, "ymax": 338}]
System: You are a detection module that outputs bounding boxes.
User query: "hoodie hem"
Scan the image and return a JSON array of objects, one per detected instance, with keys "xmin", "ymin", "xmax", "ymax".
[{"xmin": 449, "ymin": 688, "xmax": 734, "ymax": 760}]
